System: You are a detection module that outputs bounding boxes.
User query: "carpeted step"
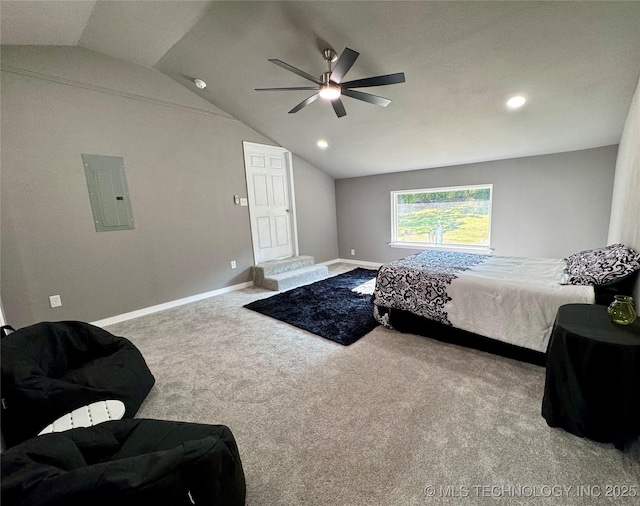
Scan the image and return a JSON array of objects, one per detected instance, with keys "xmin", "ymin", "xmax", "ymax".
[
  {"xmin": 251, "ymin": 255, "xmax": 315, "ymax": 286},
  {"xmin": 259, "ymin": 265, "xmax": 329, "ymax": 291}
]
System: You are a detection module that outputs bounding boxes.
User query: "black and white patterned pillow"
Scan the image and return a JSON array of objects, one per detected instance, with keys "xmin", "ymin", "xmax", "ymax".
[{"xmin": 564, "ymin": 243, "xmax": 640, "ymax": 286}]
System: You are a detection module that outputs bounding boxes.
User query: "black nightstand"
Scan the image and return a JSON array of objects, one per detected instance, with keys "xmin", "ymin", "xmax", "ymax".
[{"xmin": 542, "ymin": 303, "xmax": 640, "ymax": 450}]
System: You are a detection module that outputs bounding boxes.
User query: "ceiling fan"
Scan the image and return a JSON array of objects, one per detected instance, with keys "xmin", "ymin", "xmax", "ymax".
[{"xmin": 255, "ymin": 47, "xmax": 405, "ymax": 118}]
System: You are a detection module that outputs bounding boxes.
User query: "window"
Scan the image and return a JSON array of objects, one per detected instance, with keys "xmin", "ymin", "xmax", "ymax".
[{"xmin": 390, "ymin": 184, "xmax": 492, "ymax": 251}]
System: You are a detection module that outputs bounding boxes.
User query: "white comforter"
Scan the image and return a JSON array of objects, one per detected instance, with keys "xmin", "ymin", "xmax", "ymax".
[
  {"xmin": 373, "ymin": 252, "xmax": 595, "ymax": 352},
  {"xmin": 447, "ymin": 256, "xmax": 594, "ymax": 351}
]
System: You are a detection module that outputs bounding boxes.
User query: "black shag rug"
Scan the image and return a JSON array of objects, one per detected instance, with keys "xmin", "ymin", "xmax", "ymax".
[{"xmin": 244, "ymin": 268, "xmax": 380, "ymax": 345}]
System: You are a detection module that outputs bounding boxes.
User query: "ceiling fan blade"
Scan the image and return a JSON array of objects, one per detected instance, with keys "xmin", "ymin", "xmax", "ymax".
[
  {"xmin": 289, "ymin": 93, "xmax": 320, "ymax": 114},
  {"xmin": 255, "ymin": 87, "xmax": 320, "ymax": 91},
  {"xmin": 341, "ymin": 72, "xmax": 406, "ymax": 89},
  {"xmin": 331, "ymin": 98, "xmax": 347, "ymax": 118},
  {"xmin": 342, "ymin": 89, "xmax": 391, "ymax": 107},
  {"xmin": 269, "ymin": 59, "xmax": 323, "ymax": 85},
  {"xmin": 330, "ymin": 48, "xmax": 359, "ymax": 84}
]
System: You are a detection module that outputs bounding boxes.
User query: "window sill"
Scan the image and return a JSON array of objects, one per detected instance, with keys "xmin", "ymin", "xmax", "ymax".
[{"xmin": 388, "ymin": 242, "xmax": 493, "ymax": 255}]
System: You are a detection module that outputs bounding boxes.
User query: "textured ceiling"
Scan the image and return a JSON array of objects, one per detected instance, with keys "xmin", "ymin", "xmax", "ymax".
[{"xmin": 2, "ymin": 1, "xmax": 640, "ymax": 179}]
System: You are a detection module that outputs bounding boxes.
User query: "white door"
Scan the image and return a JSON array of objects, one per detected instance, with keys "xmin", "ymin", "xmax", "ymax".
[{"xmin": 243, "ymin": 142, "xmax": 298, "ymax": 264}]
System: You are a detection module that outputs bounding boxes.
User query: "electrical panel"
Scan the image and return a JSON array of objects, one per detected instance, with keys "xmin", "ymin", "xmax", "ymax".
[{"xmin": 82, "ymin": 154, "xmax": 134, "ymax": 232}]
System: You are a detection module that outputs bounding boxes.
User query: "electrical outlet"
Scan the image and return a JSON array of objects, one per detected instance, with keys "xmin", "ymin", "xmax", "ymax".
[
  {"xmin": 231, "ymin": 260, "xmax": 237, "ymax": 269},
  {"xmin": 350, "ymin": 249, "xmax": 356, "ymax": 256},
  {"xmin": 49, "ymin": 295, "xmax": 62, "ymax": 308},
  {"xmin": 239, "ymin": 198, "xmax": 248, "ymax": 207}
]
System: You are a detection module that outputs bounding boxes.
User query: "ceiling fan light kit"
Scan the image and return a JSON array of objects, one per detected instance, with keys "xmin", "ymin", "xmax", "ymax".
[
  {"xmin": 319, "ymin": 84, "xmax": 341, "ymax": 101},
  {"xmin": 256, "ymin": 47, "xmax": 405, "ymax": 118}
]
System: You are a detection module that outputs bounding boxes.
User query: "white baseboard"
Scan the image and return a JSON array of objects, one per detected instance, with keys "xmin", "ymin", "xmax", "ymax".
[
  {"xmin": 91, "ymin": 281, "xmax": 254, "ymax": 328},
  {"xmin": 91, "ymin": 259, "xmax": 381, "ymax": 328},
  {"xmin": 320, "ymin": 258, "xmax": 383, "ymax": 269}
]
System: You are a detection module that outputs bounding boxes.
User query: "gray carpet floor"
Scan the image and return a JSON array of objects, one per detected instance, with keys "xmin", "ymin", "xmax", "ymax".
[{"xmin": 107, "ymin": 264, "xmax": 640, "ymax": 505}]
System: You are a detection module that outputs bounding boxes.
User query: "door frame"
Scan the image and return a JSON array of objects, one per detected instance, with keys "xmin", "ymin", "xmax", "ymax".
[{"xmin": 242, "ymin": 141, "xmax": 299, "ymax": 265}]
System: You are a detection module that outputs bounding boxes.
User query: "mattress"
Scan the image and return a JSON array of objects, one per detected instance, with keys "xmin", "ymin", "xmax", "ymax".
[{"xmin": 372, "ymin": 250, "xmax": 595, "ymax": 352}]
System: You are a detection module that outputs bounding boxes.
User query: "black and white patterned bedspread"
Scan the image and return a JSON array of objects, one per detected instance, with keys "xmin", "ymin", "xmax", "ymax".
[{"xmin": 372, "ymin": 250, "xmax": 489, "ymax": 327}]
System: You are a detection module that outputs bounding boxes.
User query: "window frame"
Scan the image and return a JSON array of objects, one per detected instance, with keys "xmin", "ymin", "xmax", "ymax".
[{"xmin": 389, "ymin": 184, "xmax": 493, "ymax": 253}]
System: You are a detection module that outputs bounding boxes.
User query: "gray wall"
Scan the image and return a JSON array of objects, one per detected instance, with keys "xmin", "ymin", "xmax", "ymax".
[
  {"xmin": 336, "ymin": 146, "xmax": 618, "ymax": 263},
  {"xmin": 1, "ymin": 46, "xmax": 338, "ymax": 327},
  {"xmin": 292, "ymin": 155, "xmax": 338, "ymax": 262}
]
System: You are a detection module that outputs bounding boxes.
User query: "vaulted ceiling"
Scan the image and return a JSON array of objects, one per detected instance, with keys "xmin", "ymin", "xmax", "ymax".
[{"xmin": 2, "ymin": 1, "xmax": 640, "ymax": 179}]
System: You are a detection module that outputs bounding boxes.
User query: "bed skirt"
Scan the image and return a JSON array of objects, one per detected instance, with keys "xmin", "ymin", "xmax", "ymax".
[{"xmin": 379, "ymin": 305, "xmax": 548, "ymax": 366}]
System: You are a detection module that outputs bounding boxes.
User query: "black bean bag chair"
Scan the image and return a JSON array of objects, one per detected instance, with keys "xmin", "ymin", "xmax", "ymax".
[
  {"xmin": 0, "ymin": 419, "xmax": 246, "ymax": 506},
  {"xmin": 1, "ymin": 321, "xmax": 155, "ymax": 447}
]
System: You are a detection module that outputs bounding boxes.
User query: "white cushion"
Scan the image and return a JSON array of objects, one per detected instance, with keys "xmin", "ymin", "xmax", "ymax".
[{"xmin": 38, "ymin": 400, "xmax": 125, "ymax": 436}]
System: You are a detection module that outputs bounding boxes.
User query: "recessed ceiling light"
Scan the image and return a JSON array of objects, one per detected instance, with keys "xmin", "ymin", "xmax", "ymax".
[
  {"xmin": 506, "ymin": 95, "xmax": 527, "ymax": 109},
  {"xmin": 194, "ymin": 78, "xmax": 207, "ymax": 89},
  {"xmin": 317, "ymin": 139, "xmax": 329, "ymax": 149}
]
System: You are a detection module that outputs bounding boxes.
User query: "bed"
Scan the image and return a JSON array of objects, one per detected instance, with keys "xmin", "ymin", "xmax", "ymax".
[{"xmin": 372, "ymin": 244, "xmax": 640, "ymax": 359}]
